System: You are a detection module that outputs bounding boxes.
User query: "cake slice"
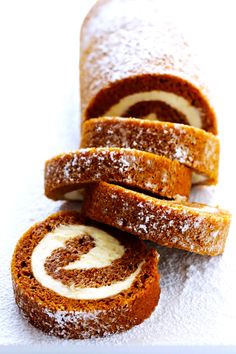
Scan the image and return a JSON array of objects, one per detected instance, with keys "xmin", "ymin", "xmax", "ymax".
[
  {"xmin": 44, "ymin": 147, "xmax": 191, "ymax": 201},
  {"xmin": 81, "ymin": 117, "xmax": 219, "ymax": 185},
  {"xmin": 80, "ymin": 0, "xmax": 217, "ymax": 133},
  {"xmin": 11, "ymin": 211, "xmax": 160, "ymax": 339},
  {"xmin": 83, "ymin": 182, "xmax": 231, "ymax": 256}
]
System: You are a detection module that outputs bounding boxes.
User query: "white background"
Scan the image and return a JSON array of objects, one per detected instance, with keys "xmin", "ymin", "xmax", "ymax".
[{"xmin": 0, "ymin": 0, "xmax": 235, "ymax": 351}]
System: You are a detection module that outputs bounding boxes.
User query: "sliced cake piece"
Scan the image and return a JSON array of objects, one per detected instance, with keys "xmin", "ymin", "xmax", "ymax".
[
  {"xmin": 11, "ymin": 211, "xmax": 160, "ymax": 339},
  {"xmin": 44, "ymin": 147, "xmax": 192, "ymax": 201},
  {"xmin": 81, "ymin": 117, "xmax": 220, "ymax": 185},
  {"xmin": 83, "ymin": 182, "xmax": 231, "ymax": 256},
  {"xmin": 80, "ymin": 0, "xmax": 217, "ymax": 133}
]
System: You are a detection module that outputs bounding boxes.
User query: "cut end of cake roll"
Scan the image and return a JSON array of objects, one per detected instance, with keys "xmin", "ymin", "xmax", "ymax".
[
  {"xmin": 83, "ymin": 182, "xmax": 231, "ymax": 256},
  {"xmin": 81, "ymin": 117, "xmax": 220, "ymax": 185},
  {"xmin": 44, "ymin": 147, "xmax": 192, "ymax": 201},
  {"xmin": 11, "ymin": 211, "xmax": 160, "ymax": 339},
  {"xmin": 80, "ymin": 0, "xmax": 218, "ymax": 134},
  {"xmin": 83, "ymin": 74, "xmax": 217, "ymax": 134}
]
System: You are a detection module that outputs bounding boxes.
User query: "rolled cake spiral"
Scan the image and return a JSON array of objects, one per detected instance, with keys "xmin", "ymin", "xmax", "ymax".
[
  {"xmin": 83, "ymin": 182, "xmax": 231, "ymax": 256},
  {"xmin": 80, "ymin": 0, "xmax": 217, "ymax": 133},
  {"xmin": 81, "ymin": 117, "xmax": 220, "ymax": 185},
  {"xmin": 11, "ymin": 211, "xmax": 160, "ymax": 339},
  {"xmin": 44, "ymin": 147, "xmax": 192, "ymax": 201}
]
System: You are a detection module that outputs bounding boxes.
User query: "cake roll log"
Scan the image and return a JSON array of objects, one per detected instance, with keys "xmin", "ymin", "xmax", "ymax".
[
  {"xmin": 44, "ymin": 147, "xmax": 192, "ymax": 201},
  {"xmin": 11, "ymin": 211, "xmax": 160, "ymax": 339},
  {"xmin": 80, "ymin": 0, "xmax": 217, "ymax": 133},
  {"xmin": 83, "ymin": 183, "xmax": 231, "ymax": 256},
  {"xmin": 81, "ymin": 117, "xmax": 220, "ymax": 185}
]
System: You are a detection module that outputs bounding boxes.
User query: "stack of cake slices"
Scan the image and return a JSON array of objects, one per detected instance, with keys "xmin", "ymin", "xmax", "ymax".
[{"xmin": 11, "ymin": 0, "xmax": 231, "ymax": 340}]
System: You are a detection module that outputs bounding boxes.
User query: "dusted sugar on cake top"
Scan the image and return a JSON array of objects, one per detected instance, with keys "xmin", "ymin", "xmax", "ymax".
[
  {"xmin": 83, "ymin": 182, "xmax": 231, "ymax": 256},
  {"xmin": 81, "ymin": 117, "xmax": 220, "ymax": 185},
  {"xmin": 80, "ymin": 0, "xmax": 217, "ymax": 133},
  {"xmin": 44, "ymin": 147, "xmax": 192, "ymax": 201}
]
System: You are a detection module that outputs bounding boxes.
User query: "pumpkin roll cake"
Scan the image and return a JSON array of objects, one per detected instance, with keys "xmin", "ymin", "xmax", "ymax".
[
  {"xmin": 81, "ymin": 117, "xmax": 220, "ymax": 185},
  {"xmin": 83, "ymin": 182, "xmax": 231, "ymax": 256},
  {"xmin": 11, "ymin": 211, "xmax": 160, "ymax": 339},
  {"xmin": 44, "ymin": 147, "xmax": 192, "ymax": 201},
  {"xmin": 80, "ymin": 0, "xmax": 217, "ymax": 133}
]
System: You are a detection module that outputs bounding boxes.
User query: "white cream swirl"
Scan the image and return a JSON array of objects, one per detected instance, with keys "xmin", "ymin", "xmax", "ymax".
[
  {"xmin": 31, "ymin": 224, "xmax": 142, "ymax": 300},
  {"xmin": 104, "ymin": 90, "xmax": 202, "ymax": 128}
]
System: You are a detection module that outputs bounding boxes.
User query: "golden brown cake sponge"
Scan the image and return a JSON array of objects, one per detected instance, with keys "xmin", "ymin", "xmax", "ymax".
[
  {"xmin": 44, "ymin": 147, "xmax": 192, "ymax": 201},
  {"xmin": 83, "ymin": 182, "xmax": 231, "ymax": 256},
  {"xmin": 81, "ymin": 117, "xmax": 220, "ymax": 185},
  {"xmin": 80, "ymin": 0, "xmax": 217, "ymax": 133},
  {"xmin": 11, "ymin": 211, "xmax": 160, "ymax": 339}
]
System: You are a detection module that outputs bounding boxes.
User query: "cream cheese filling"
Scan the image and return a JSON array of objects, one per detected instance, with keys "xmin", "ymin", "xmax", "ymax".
[
  {"xmin": 31, "ymin": 224, "xmax": 142, "ymax": 300},
  {"xmin": 192, "ymin": 172, "xmax": 208, "ymax": 184},
  {"xmin": 64, "ymin": 189, "xmax": 84, "ymax": 201},
  {"xmin": 104, "ymin": 90, "xmax": 202, "ymax": 128}
]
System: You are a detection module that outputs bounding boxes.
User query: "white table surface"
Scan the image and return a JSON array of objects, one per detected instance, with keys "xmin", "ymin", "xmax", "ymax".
[{"xmin": 0, "ymin": 0, "xmax": 236, "ymax": 352}]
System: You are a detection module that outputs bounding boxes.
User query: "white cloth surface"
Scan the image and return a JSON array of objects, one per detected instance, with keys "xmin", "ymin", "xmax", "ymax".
[{"xmin": 0, "ymin": 0, "xmax": 236, "ymax": 347}]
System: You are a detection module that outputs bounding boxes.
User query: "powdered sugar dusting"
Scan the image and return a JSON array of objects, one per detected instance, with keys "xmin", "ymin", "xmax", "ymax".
[
  {"xmin": 82, "ymin": 117, "xmax": 219, "ymax": 183},
  {"xmin": 44, "ymin": 308, "xmax": 105, "ymax": 339},
  {"xmin": 174, "ymin": 146, "xmax": 188, "ymax": 163},
  {"xmin": 80, "ymin": 0, "xmax": 213, "ymax": 127},
  {"xmin": 45, "ymin": 308, "xmax": 103, "ymax": 324},
  {"xmin": 90, "ymin": 184, "xmax": 230, "ymax": 257},
  {"xmin": 46, "ymin": 147, "xmax": 190, "ymax": 200}
]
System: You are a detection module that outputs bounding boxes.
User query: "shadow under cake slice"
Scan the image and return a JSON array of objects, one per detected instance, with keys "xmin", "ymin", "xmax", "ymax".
[
  {"xmin": 44, "ymin": 147, "xmax": 192, "ymax": 201},
  {"xmin": 11, "ymin": 211, "xmax": 160, "ymax": 339},
  {"xmin": 81, "ymin": 117, "xmax": 219, "ymax": 185},
  {"xmin": 83, "ymin": 182, "xmax": 231, "ymax": 256}
]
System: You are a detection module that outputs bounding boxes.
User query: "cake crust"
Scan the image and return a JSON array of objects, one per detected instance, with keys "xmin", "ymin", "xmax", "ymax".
[
  {"xmin": 83, "ymin": 182, "xmax": 231, "ymax": 256},
  {"xmin": 44, "ymin": 147, "xmax": 192, "ymax": 201},
  {"xmin": 11, "ymin": 211, "xmax": 160, "ymax": 339},
  {"xmin": 81, "ymin": 117, "xmax": 220, "ymax": 184}
]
